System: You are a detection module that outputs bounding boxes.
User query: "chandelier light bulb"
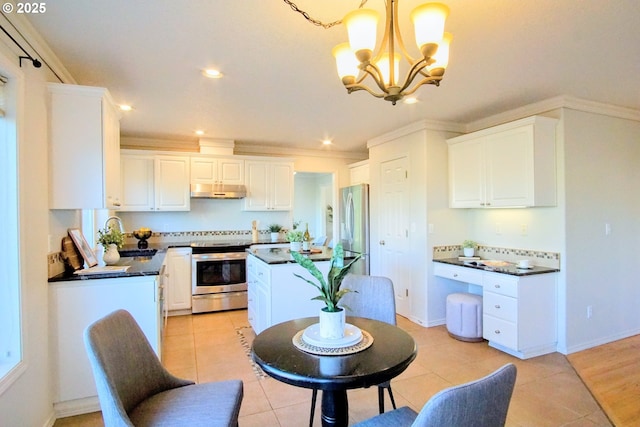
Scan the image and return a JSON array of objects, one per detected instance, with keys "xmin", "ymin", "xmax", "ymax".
[
  {"xmin": 429, "ymin": 32, "xmax": 452, "ymax": 75},
  {"xmin": 344, "ymin": 8, "xmax": 379, "ymax": 63},
  {"xmin": 411, "ymin": 3, "xmax": 449, "ymax": 58},
  {"xmin": 332, "ymin": 43, "xmax": 358, "ymax": 85}
]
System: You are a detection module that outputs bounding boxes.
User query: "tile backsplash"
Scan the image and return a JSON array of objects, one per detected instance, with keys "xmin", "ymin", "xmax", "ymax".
[{"xmin": 433, "ymin": 245, "xmax": 560, "ymax": 269}]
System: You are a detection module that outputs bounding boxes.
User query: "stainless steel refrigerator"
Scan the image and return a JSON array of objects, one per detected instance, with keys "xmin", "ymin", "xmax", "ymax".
[{"xmin": 339, "ymin": 184, "xmax": 370, "ymax": 275}]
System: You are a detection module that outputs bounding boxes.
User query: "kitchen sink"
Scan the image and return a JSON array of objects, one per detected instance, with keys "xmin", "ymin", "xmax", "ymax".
[{"xmin": 119, "ymin": 248, "xmax": 158, "ymax": 257}]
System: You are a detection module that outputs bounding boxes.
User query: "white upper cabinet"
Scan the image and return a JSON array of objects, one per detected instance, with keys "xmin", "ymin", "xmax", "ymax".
[
  {"xmin": 190, "ymin": 156, "xmax": 244, "ymax": 185},
  {"xmin": 349, "ymin": 160, "xmax": 370, "ymax": 185},
  {"xmin": 448, "ymin": 116, "xmax": 558, "ymax": 208},
  {"xmin": 243, "ymin": 160, "xmax": 293, "ymax": 211},
  {"xmin": 120, "ymin": 152, "xmax": 190, "ymax": 211},
  {"xmin": 48, "ymin": 83, "xmax": 121, "ymax": 209}
]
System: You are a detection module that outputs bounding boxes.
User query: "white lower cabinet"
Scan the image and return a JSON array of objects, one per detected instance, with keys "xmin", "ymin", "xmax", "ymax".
[
  {"xmin": 435, "ymin": 264, "xmax": 557, "ymax": 359},
  {"xmin": 247, "ymin": 253, "xmax": 327, "ymax": 334},
  {"xmin": 49, "ymin": 276, "xmax": 161, "ymax": 416},
  {"xmin": 165, "ymin": 248, "xmax": 192, "ymax": 312}
]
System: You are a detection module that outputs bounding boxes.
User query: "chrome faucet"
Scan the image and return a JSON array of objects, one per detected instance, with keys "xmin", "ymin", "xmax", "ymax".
[{"xmin": 104, "ymin": 216, "xmax": 124, "ymax": 233}]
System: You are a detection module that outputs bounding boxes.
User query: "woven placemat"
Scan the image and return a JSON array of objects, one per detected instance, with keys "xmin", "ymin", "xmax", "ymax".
[{"xmin": 292, "ymin": 329, "xmax": 374, "ymax": 356}]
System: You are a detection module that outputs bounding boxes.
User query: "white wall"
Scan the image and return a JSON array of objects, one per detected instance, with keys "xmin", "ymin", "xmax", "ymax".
[
  {"xmin": 0, "ymin": 49, "xmax": 58, "ymax": 426},
  {"xmin": 562, "ymin": 108, "xmax": 640, "ymax": 353}
]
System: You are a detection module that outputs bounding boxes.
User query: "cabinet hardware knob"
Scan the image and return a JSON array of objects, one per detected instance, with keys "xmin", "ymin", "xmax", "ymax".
[
  {"xmin": 495, "ymin": 330, "xmax": 501, "ymax": 334},
  {"xmin": 494, "ymin": 284, "xmax": 501, "ymax": 288},
  {"xmin": 495, "ymin": 304, "xmax": 501, "ymax": 309},
  {"xmin": 453, "ymin": 273, "xmax": 458, "ymax": 277},
  {"xmin": 379, "ymin": 240, "xmax": 386, "ymax": 245}
]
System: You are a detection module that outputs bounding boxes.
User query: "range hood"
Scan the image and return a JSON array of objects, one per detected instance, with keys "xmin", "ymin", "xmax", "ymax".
[{"xmin": 190, "ymin": 183, "xmax": 247, "ymax": 199}]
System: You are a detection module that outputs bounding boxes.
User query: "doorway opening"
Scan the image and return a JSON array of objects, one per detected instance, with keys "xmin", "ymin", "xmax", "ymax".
[{"xmin": 293, "ymin": 172, "xmax": 334, "ymax": 247}]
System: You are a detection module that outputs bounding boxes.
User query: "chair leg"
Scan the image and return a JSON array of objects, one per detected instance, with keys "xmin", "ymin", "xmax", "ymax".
[
  {"xmin": 377, "ymin": 384, "xmax": 397, "ymax": 414},
  {"xmin": 387, "ymin": 385, "xmax": 397, "ymax": 410},
  {"xmin": 310, "ymin": 388, "xmax": 318, "ymax": 427}
]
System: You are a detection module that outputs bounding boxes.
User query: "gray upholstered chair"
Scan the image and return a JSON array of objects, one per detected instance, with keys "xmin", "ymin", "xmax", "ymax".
[
  {"xmin": 84, "ymin": 309, "xmax": 243, "ymax": 427},
  {"xmin": 309, "ymin": 274, "xmax": 397, "ymax": 426},
  {"xmin": 352, "ymin": 363, "xmax": 517, "ymax": 427}
]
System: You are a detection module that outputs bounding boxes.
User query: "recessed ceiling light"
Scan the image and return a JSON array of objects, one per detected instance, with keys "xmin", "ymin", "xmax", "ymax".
[
  {"xmin": 322, "ymin": 139, "xmax": 332, "ymax": 145},
  {"xmin": 195, "ymin": 130, "xmax": 205, "ymax": 136},
  {"xmin": 403, "ymin": 97, "xmax": 419, "ymax": 105},
  {"xmin": 119, "ymin": 104, "xmax": 133, "ymax": 111},
  {"xmin": 202, "ymin": 69, "xmax": 223, "ymax": 79}
]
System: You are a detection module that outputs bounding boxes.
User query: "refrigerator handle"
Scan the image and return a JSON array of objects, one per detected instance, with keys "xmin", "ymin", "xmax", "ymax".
[{"xmin": 345, "ymin": 191, "xmax": 354, "ymax": 243}]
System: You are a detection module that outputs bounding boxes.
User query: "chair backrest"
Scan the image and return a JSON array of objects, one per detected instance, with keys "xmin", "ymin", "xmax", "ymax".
[
  {"xmin": 340, "ymin": 274, "xmax": 396, "ymax": 325},
  {"xmin": 84, "ymin": 309, "xmax": 191, "ymax": 426},
  {"xmin": 412, "ymin": 363, "xmax": 517, "ymax": 427}
]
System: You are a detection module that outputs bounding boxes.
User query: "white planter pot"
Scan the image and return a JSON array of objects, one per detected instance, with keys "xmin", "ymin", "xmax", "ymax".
[
  {"xmin": 270, "ymin": 232, "xmax": 279, "ymax": 242},
  {"xmin": 319, "ymin": 307, "xmax": 345, "ymax": 339},
  {"xmin": 290, "ymin": 241, "xmax": 302, "ymax": 252},
  {"xmin": 463, "ymin": 247, "xmax": 475, "ymax": 257},
  {"xmin": 103, "ymin": 243, "xmax": 120, "ymax": 265}
]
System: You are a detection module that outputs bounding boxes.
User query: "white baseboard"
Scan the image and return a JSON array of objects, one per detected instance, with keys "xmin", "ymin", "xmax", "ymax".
[{"xmin": 53, "ymin": 396, "xmax": 100, "ymax": 418}]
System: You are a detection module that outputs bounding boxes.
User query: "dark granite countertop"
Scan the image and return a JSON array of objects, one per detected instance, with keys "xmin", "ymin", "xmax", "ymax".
[
  {"xmin": 48, "ymin": 249, "xmax": 167, "ymax": 283},
  {"xmin": 248, "ymin": 247, "xmax": 358, "ymax": 265},
  {"xmin": 434, "ymin": 258, "xmax": 559, "ymax": 276}
]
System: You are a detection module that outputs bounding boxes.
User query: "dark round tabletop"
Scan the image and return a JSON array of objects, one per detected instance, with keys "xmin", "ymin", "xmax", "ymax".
[{"xmin": 251, "ymin": 317, "xmax": 417, "ymax": 392}]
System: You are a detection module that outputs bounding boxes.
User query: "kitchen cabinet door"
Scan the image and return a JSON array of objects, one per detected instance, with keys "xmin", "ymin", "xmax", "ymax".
[
  {"xmin": 49, "ymin": 83, "xmax": 122, "ymax": 209},
  {"xmin": 49, "ymin": 276, "xmax": 160, "ymax": 411},
  {"xmin": 165, "ymin": 248, "xmax": 192, "ymax": 311},
  {"xmin": 155, "ymin": 156, "xmax": 190, "ymax": 211},
  {"xmin": 448, "ymin": 139, "xmax": 485, "ymax": 208},
  {"xmin": 447, "ymin": 115, "xmax": 557, "ymax": 208},
  {"xmin": 120, "ymin": 154, "xmax": 155, "ymax": 211},
  {"xmin": 119, "ymin": 152, "xmax": 190, "ymax": 211},
  {"xmin": 243, "ymin": 160, "xmax": 293, "ymax": 211},
  {"xmin": 191, "ymin": 156, "xmax": 244, "ymax": 185}
]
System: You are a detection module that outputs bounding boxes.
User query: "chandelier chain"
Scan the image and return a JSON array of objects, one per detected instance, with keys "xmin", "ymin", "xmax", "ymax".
[{"xmin": 282, "ymin": 0, "xmax": 369, "ymax": 29}]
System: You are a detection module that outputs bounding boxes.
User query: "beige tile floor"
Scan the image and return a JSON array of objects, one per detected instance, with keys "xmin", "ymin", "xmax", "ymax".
[{"xmin": 55, "ymin": 310, "xmax": 612, "ymax": 427}]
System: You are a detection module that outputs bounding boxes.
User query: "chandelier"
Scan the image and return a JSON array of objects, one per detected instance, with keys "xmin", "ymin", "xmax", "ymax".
[{"xmin": 332, "ymin": 1, "xmax": 452, "ymax": 105}]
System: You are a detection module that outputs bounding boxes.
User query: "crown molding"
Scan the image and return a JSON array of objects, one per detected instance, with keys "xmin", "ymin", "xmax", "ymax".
[
  {"xmin": 367, "ymin": 119, "xmax": 465, "ymax": 148},
  {"xmin": 465, "ymin": 96, "xmax": 640, "ymax": 132},
  {"xmin": 233, "ymin": 141, "xmax": 368, "ymax": 161}
]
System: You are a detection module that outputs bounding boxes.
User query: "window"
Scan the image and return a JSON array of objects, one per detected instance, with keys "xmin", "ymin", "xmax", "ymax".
[{"xmin": 0, "ymin": 67, "xmax": 24, "ymax": 393}]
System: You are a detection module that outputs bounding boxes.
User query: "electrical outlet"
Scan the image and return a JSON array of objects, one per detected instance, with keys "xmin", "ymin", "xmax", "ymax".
[
  {"xmin": 587, "ymin": 305, "xmax": 593, "ymax": 319},
  {"xmin": 521, "ymin": 224, "xmax": 528, "ymax": 235},
  {"xmin": 495, "ymin": 223, "xmax": 502, "ymax": 235},
  {"xmin": 605, "ymin": 223, "xmax": 611, "ymax": 236}
]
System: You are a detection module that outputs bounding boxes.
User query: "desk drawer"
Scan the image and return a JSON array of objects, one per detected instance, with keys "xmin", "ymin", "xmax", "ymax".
[
  {"xmin": 434, "ymin": 264, "xmax": 482, "ymax": 285},
  {"xmin": 483, "ymin": 292, "xmax": 517, "ymax": 322},
  {"xmin": 483, "ymin": 315, "xmax": 517, "ymax": 349},
  {"xmin": 483, "ymin": 273, "xmax": 518, "ymax": 297}
]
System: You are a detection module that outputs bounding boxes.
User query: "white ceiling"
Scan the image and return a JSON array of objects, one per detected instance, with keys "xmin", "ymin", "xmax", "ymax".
[{"xmin": 23, "ymin": 0, "xmax": 640, "ymax": 152}]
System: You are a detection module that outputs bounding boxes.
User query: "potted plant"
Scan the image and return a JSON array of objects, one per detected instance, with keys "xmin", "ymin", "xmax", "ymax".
[
  {"xmin": 462, "ymin": 239, "xmax": 478, "ymax": 257},
  {"xmin": 97, "ymin": 227, "xmax": 125, "ymax": 265},
  {"xmin": 268, "ymin": 224, "xmax": 282, "ymax": 242},
  {"xmin": 290, "ymin": 244, "xmax": 362, "ymax": 339},
  {"xmin": 286, "ymin": 230, "xmax": 304, "ymax": 252}
]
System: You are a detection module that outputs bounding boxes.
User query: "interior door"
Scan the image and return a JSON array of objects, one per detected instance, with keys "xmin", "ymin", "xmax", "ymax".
[{"xmin": 378, "ymin": 157, "xmax": 411, "ymax": 317}]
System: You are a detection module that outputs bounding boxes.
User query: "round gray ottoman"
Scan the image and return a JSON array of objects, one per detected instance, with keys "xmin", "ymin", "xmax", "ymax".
[{"xmin": 446, "ymin": 293, "xmax": 483, "ymax": 342}]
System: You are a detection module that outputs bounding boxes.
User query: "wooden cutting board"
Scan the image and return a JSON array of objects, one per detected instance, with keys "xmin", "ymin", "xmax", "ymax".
[{"xmin": 61, "ymin": 236, "xmax": 83, "ymax": 270}]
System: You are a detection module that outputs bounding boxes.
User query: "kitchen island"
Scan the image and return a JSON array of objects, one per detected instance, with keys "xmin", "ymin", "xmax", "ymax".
[{"xmin": 247, "ymin": 247, "xmax": 358, "ymax": 334}]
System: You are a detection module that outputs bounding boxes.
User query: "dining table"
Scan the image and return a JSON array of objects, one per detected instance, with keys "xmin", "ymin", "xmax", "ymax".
[{"xmin": 251, "ymin": 316, "xmax": 417, "ymax": 427}]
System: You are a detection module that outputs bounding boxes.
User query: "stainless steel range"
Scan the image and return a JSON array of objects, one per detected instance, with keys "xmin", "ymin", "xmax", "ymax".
[{"xmin": 191, "ymin": 243, "xmax": 248, "ymax": 314}]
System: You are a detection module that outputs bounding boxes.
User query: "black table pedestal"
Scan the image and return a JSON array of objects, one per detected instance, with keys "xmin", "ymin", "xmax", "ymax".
[{"xmin": 321, "ymin": 390, "xmax": 348, "ymax": 427}]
